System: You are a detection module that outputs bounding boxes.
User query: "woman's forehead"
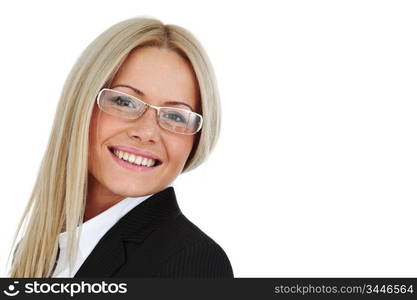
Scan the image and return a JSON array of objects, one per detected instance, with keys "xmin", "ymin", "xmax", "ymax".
[{"xmin": 111, "ymin": 47, "xmax": 200, "ymax": 111}]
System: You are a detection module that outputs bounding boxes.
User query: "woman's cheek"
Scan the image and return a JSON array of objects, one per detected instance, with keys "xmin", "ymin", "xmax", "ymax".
[
  {"xmin": 170, "ymin": 137, "xmax": 194, "ymax": 162},
  {"xmin": 99, "ymin": 118, "xmax": 125, "ymax": 143}
]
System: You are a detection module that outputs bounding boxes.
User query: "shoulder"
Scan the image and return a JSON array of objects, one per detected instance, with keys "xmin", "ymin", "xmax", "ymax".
[{"xmin": 149, "ymin": 213, "xmax": 234, "ymax": 278}]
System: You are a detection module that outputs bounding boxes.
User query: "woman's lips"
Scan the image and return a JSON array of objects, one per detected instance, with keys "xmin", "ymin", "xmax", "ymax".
[
  {"xmin": 109, "ymin": 145, "xmax": 162, "ymax": 162},
  {"xmin": 108, "ymin": 147, "xmax": 162, "ymax": 172}
]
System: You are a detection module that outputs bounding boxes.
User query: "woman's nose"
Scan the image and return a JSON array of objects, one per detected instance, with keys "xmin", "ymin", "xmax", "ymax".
[{"xmin": 127, "ymin": 107, "xmax": 161, "ymax": 143}]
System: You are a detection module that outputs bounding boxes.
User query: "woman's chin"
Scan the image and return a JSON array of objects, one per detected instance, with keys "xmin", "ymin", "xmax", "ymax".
[{"xmin": 105, "ymin": 181, "xmax": 159, "ymax": 198}]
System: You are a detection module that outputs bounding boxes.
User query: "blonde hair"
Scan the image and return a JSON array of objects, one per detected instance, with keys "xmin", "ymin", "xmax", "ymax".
[{"xmin": 8, "ymin": 16, "xmax": 221, "ymax": 277}]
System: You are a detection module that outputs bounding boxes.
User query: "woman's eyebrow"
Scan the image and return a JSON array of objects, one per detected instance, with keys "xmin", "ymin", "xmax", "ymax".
[{"xmin": 113, "ymin": 84, "xmax": 194, "ymax": 110}]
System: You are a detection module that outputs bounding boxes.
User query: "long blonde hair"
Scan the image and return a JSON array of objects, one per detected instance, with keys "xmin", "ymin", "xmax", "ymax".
[{"xmin": 8, "ymin": 16, "xmax": 221, "ymax": 277}]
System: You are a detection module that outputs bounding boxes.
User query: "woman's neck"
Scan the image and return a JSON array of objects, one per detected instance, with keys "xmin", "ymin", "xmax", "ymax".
[{"xmin": 84, "ymin": 174, "xmax": 124, "ymax": 222}]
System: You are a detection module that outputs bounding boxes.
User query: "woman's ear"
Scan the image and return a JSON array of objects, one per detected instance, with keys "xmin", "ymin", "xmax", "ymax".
[{"xmin": 183, "ymin": 133, "xmax": 200, "ymax": 172}]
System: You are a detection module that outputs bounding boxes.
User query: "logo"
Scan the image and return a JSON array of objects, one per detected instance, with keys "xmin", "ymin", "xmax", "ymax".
[
  {"xmin": 3, "ymin": 281, "xmax": 20, "ymax": 296},
  {"xmin": 2, "ymin": 280, "xmax": 128, "ymax": 297}
]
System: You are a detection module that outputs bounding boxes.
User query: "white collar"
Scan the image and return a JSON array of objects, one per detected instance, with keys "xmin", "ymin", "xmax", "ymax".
[
  {"xmin": 58, "ymin": 193, "xmax": 153, "ymax": 253},
  {"xmin": 53, "ymin": 187, "xmax": 173, "ymax": 277}
]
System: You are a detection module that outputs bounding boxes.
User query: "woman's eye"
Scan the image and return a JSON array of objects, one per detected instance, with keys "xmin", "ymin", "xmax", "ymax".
[
  {"xmin": 109, "ymin": 96, "xmax": 135, "ymax": 108},
  {"xmin": 163, "ymin": 112, "xmax": 187, "ymax": 123}
]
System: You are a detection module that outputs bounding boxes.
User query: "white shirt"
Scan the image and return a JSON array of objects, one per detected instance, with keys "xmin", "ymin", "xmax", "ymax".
[{"xmin": 52, "ymin": 192, "xmax": 157, "ymax": 278}]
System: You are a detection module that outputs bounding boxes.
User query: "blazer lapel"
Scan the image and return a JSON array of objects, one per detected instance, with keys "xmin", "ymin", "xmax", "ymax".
[{"xmin": 74, "ymin": 186, "xmax": 181, "ymax": 278}]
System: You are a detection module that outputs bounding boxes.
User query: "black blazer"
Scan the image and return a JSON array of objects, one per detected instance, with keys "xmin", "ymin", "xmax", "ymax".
[{"xmin": 73, "ymin": 186, "xmax": 233, "ymax": 278}]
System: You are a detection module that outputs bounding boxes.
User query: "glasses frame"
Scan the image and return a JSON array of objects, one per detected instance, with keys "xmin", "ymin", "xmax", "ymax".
[{"xmin": 96, "ymin": 88, "xmax": 203, "ymax": 135}]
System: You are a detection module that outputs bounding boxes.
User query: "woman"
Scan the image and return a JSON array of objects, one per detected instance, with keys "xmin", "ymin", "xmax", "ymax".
[{"xmin": 8, "ymin": 16, "xmax": 233, "ymax": 278}]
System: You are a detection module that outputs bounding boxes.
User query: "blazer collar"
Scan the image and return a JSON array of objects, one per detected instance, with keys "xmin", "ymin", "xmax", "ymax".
[{"xmin": 74, "ymin": 186, "xmax": 181, "ymax": 277}]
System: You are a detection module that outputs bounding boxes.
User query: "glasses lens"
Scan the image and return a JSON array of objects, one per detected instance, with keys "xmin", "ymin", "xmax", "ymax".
[
  {"xmin": 97, "ymin": 89, "xmax": 146, "ymax": 119},
  {"xmin": 158, "ymin": 108, "xmax": 203, "ymax": 135}
]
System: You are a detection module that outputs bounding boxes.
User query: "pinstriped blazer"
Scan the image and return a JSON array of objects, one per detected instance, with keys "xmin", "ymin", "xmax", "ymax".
[{"xmin": 73, "ymin": 187, "xmax": 233, "ymax": 278}]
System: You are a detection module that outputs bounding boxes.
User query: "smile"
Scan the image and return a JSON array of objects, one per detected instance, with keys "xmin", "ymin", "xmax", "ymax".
[{"xmin": 108, "ymin": 146, "xmax": 162, "ymax": 171}]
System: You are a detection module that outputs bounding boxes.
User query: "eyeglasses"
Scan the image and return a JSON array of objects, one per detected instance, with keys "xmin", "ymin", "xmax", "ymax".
[{"xmin": 96, "ymin": 88, "xmax": 203, "ymax": 135}]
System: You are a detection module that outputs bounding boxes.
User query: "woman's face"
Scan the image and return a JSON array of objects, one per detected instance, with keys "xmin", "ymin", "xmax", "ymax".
[{"xmin": 88, "ymin": 46, "xmax": 200, "ymax": 199}]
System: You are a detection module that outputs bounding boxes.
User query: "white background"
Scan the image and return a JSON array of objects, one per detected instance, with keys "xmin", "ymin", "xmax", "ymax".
[{"xmin": 0, "ymin": 0, "xmax": 416, "ymax": 277}]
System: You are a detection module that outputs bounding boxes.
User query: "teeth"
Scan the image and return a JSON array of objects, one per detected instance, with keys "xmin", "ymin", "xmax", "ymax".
[
  {"xmin": 134, "ymin": 156, "xmax": 143, "ymax": 165},
  {"xmin": 113, "ymin": 149, "xmax": 157, "ymax": 167},
  {"xmin": 128, "ymin": 154, "xmax": 135, "ymax": 163}
]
